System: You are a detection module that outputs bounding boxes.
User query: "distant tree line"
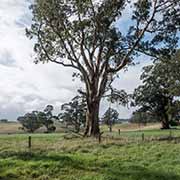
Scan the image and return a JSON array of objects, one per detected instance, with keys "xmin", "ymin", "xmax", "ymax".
[
  {"xmin": 0, "ymin": 119, "xmax": 8, "ymax": 123},
  {"xmin": 130, "ymin": 111, "xmax": 159, "ymax": 125}
]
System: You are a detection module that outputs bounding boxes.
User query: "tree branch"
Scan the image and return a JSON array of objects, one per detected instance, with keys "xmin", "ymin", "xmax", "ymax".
[
  {"xmin": 108, "ymin": 0, "xmax": 158, "ymax": 73},
  {"xmin": 77, "ymin": 6, "xmax": 94, "ymax": 74}
]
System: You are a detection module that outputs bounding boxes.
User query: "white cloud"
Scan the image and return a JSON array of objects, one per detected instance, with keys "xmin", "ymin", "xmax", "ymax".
[
  {"xmin": 0, "ymin": 0, "xmax": 81, "ymax": 120},
  {"xmin": 0, "ymin": 0, "xmax": 150, "ymax": 120}
]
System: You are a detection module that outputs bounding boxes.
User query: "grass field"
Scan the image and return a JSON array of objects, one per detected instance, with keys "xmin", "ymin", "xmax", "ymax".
[
  {"xmin": 1, "ymin": 123, "xmax": 180, "ymax": 180},
  {"xmin": 0, "ymin": 122, "xmax": 161, "ymax": 134}
]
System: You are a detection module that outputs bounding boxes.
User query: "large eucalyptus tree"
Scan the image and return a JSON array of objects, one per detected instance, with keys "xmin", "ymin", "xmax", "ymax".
[{"xmin": 27, "ymin": 0, "xmax": 180, "ymax": 136}]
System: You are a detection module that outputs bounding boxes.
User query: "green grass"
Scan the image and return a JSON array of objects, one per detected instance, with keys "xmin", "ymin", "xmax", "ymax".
[
  {"xmin": 1, "ymin": 129, "xmax": 180, "ymax": 179},
  {"xmin": 118, "ymin": 129, "xmax": 179, "ymax": 137}
]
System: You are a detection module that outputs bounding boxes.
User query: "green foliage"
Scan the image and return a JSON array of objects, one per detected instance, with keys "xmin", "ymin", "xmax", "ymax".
[
  {"xmin": 102, "ymin": 107, "xmax": 119, "ymax": 126},
  {"xmin": 43, "ymin": 105, "xmax": 56, "ymax": 132},
  {"xmin": 106, "ymin": 88, "xmax": 129, "ymax": 106},
  {"xmin": 0, "ymin": 119, "xmax": 8, "ymax": 123},
  {"xmin": 169, "ymin": 120, "xmax": 179, "ymax": 127},
  {"xmin": 17, "ymin": 111, "xmax": 42, "ymax": 133},
  {"xmin": 130, "ymin": 110, "xmax": 158, "ymax": 124},
  {"xmin": 17, "ymin": 105, "xmax": 56, "ymax": 133},
  {"xmin": 155, "ymin": 50, "xmax": 180, "ymax": 96},
  {"xmin": 58, "ymin": 95, "xmax": 87, "ymax": 132},
  {"xmin": 132, "ymin": 51, "xmax": 180, "ymax": 129},
  {"xmin": 27, "ymin": 0, "xmax": 180, "ymax": 67}
]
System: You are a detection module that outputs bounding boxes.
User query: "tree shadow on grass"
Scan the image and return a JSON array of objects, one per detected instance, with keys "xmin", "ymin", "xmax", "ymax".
[
  {"xmin": 0, "ymin": 151, "xmax": 180, "ymax": 180},
  {"xmin": 102, "ymin": 164, "xmax": 180, "ymax": 180}
]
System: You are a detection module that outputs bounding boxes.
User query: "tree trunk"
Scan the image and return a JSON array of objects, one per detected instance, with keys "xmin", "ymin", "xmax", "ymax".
[
  {"xmin": 109, "ymin": 126, "xmax": 112, "ymax": 132},
  {"xmin": 75, "ymin": 123, "xmax": 80, "ymax": 133},
  {"xmin": 161, "ymin": 120, "xmax": 170, "ymax": 129},
  {"xmin": 109, "ymin": 124, "xmax": 112, "ymax": 132},
  {"xmin": 84, "ymin": 99, "xmax": 100, "ymax": 137},
  {"xmin": 161, "ymin": 114, "xmax": 170, "ymax": 129}
]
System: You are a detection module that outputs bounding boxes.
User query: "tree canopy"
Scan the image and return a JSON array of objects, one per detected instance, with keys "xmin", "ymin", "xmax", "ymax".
[
  {"xmin": 58, "ymin": 95, "xmax": 87, "ymax": 132},
  {"xmin": 17, "ymin": 105, "xmax": 56, "ymax": 133},
  {"xmin": 102, "ymin": 107, "xmax": 119, "ymax": 132},
  {"xmin": 17, "ymin": 111, "xmax": 42, "ymax": 133},
  {"xmin": 132, "ymin": 51, "xmax": 180, "ymax": 129},
  {"xmin": 130, "ymin": 110, "xmax": 159, "ymax": 125}
]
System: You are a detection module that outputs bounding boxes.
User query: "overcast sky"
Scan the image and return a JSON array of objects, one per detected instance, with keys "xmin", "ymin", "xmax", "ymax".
[{"xmin": 0, "ymin": 0, "xmax": 151, "ymax": 120}]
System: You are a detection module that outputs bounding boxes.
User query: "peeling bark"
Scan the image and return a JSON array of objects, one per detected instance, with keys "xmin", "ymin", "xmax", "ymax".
[{"xmin": 84, "ymin": 98, "xmax": 100, "ymax": 137}]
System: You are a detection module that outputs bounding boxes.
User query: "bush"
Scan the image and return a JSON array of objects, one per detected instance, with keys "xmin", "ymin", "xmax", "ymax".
[{"xmin": 169, "ymin": 120, "xmax": 178, "ymax": 127}]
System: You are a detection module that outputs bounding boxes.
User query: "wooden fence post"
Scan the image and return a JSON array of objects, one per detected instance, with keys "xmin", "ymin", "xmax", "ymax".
[
  {"xmin": 118, "ymin": 129, "xmax": 121, "ymax": 136},
  {"xmin": 28, "ymin": 136, "xmax": 31, "ymax": 149},
  {"xmin": 98, "ymin": 132, "xmax": 104, "ymax": 144},
  {"xmin": 142, "ymin": 133, "xmax": 145, "ymax": 141},
  {"xmin": 98, "ymin": 134, "xmax": 101, "ymax": 144}
]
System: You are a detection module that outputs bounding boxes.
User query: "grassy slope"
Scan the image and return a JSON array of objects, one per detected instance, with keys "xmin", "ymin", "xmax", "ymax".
[
  {"xmin": 1, "ymin": 129, "xmax": 180, "ymax": 180},
  {"xmin": 0, "ymin": 122, "xmax": 22, "ymax": 134}
]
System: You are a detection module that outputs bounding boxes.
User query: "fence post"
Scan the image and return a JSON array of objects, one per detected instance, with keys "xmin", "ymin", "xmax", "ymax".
[
  {"xmin": 142, "ymin": 133, "xmax": 145, "ymax": 141},
  {"xmin": 98, "ymin": 134, "xmax": 101, "ymax": 144},
  {"xmin": 98, "ymin": 132, "xmax": 104, "ymax": 144},
  {"xmin": 169, "ymin": 130, "xmax": 172, "ymax": 140},
  {"xmin": 28, "ymin": 136, "xmax": 31, "ymax": 149},
  {"xmin": 118, "ymin": 129, "xmax": 121, "ymax": 136}
]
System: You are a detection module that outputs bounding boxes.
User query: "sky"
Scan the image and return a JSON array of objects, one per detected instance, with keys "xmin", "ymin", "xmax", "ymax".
[{"xmin": 0, "ymin": 0, "xmax": 151, "ymax": 120}]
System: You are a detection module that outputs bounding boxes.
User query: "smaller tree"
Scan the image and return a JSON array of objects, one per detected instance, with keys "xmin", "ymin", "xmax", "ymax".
[
  {"xmin": 58, "ymin": 95, "xmax": 87, "ymax": 133},
  {"xmin": 42, "ymin": 105, "xmax": 56, "ymax": 132},
  {"xmin": 17, "ymin": 112, "xmax": 42, "ymax": 133},
  {"xmin": 102, "ymin": 108, "xmax": 119, "ymax": 132},
  {"xmin": 17, "ymin": 105, "xmax": 56, "ymax": 133}
]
